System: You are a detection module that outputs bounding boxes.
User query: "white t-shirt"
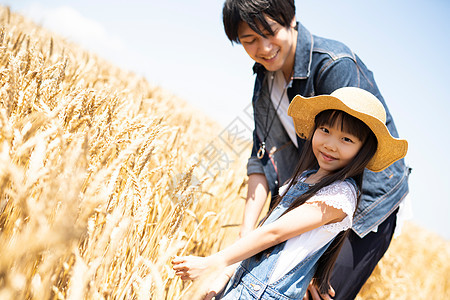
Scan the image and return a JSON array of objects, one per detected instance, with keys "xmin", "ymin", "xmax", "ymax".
[
  {"xmin": 270, "ymin": 71, "xmax": 298, "ymax": 147},
  {"xmin": 269, "ymin": 180, "xmax": 357, "ymax": 283}
]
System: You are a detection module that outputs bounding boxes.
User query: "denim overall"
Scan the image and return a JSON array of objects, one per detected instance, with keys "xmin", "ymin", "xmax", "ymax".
[{"xmin": 220, "ymin": 174, "xmax": 348, "ymax": 299}]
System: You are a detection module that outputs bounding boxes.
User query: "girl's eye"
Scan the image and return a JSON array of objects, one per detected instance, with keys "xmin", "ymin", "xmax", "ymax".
[
  {"xmin": 320, "ymin": 127, "xmax": 329, "ymax": 133},
  {"xmin": 343, "ymin": 137, "xmax": 354, "ymax": 143}
]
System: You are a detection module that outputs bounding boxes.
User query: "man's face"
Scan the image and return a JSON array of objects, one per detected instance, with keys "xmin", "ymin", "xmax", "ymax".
[{"xmin": 237, "ymin": 16, "xmax": 297, "ymax": 77}]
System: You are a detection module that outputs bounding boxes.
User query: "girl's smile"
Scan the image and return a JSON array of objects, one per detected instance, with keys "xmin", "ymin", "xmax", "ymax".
[{"xmin": 319, "ymin": 151, "xmax": 337, "ymax": 162}]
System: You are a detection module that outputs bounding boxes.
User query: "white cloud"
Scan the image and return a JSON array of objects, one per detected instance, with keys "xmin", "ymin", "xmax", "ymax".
[{"xmin": 21, "ymin": 3, "xmax": 125, "ymax": 57}]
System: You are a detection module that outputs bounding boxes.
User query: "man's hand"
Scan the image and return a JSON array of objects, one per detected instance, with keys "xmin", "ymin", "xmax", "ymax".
[
  {"xmin": 200, "ymin": 272, "xmax": 231, "ymax": 300},
  {"xmin": 239, "ymin": 225, "xmax": 253, "ymax": 238},
  {"xmin": 303, "ymin": 282, "xmax": 335, "ymax": 300}
]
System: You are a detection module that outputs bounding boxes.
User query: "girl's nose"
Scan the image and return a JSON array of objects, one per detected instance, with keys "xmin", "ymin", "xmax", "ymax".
[{"xmin": 324, "ymin": 140, "xmax": 337, "ymax": 151}]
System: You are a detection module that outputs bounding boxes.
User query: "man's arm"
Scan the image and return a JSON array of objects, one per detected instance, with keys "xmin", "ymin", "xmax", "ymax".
[{"xmin": 239, "ymin": 173, "xmax": 269, "ymax": 237}]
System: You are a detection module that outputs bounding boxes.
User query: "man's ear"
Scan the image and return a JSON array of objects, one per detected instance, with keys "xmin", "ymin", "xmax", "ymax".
[{"xmin": 290, "ymin": 17, "xmax": 297, "ymax": 28}]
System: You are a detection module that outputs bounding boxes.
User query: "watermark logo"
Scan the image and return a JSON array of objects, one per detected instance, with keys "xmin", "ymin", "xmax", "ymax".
[{"xmin": 196, "ymin": 106, "xmax": 253, "ymax": 178}]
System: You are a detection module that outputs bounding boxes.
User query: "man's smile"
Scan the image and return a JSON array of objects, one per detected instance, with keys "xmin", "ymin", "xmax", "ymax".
[{"xmin": 261, "ymin": 49, "xmax": 279, "ymax": 61}]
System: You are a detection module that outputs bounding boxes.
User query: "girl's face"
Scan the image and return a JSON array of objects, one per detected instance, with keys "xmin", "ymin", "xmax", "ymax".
[
  {"xmin": 237, "ymin": 16, "xmax": 297, "ymax": 80},
  {"xmin": 312, "ymin": 123, "xmax": 363, "ymax": 177}
]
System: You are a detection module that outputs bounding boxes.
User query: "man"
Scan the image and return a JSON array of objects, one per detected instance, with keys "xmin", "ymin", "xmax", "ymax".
[{"xmin": 220, "ymin": 0, "xmax": 410, "ymax": 299}]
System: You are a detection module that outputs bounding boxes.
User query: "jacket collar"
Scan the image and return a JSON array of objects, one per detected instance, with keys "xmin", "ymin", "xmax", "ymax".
[
  {"xmin": 252, "ymin": 22, "xmax": 313, "ymax": 80},
  {"xmin": 293, "ymin": 22, "xmax": 313, "ymax": 79}
]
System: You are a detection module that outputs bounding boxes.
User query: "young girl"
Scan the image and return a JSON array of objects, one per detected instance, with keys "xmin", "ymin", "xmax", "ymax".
[{"xmin": 172, "ymin": 87, "xmax": 408, "ymax": 299}]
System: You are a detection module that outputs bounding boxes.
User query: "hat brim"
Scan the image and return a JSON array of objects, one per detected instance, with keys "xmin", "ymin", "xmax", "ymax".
[{"xmin": 288, "ymin": 94, "xmax": 408, "ymax": 172}]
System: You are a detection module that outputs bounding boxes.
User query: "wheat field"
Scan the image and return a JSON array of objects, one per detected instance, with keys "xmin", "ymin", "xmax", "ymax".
[{"xmin": 0, "ymin": 6, "xmax": 448, "ymax": 300}]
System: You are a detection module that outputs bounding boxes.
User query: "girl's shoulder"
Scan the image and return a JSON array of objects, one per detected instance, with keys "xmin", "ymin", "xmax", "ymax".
[
  {"xmin": 311, "ymin": 180, "xmax": 358, "ymax": 233},
  {"xmin": 307, "ymin": 180, "xmax": 358, "ymax": 216},
  {"xmin": 315, "ymin": 179, "xmax": 357, "ymax": 199}
]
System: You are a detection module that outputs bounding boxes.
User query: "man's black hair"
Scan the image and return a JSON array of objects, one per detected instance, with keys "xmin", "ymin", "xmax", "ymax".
[{"xmin": 222, "ymin": 0, "xmax": 296, "ymax": 43}]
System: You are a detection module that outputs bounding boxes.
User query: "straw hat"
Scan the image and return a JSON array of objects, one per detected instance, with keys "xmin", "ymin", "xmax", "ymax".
[{"xmin": 287, "ymin": 87, "xmax": 408, "ymax": 172}]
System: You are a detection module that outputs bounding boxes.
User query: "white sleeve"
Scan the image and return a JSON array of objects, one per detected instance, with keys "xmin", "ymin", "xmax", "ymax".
[{"xmin": 305, "ymin": 181, "xmax": 357, "ymax": 233}]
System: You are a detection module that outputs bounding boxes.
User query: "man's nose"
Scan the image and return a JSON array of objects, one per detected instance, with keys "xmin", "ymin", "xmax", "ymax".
[{"xmin": 259, "ymin": 38, "xmax": 272, "ymax": 52}]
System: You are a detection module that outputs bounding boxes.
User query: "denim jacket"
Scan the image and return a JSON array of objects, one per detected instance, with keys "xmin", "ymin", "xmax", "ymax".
[
  {"xmin": 247, "ymin": 22, "xmax": 410, "ymax": 237},
  {"xmin": 220, "ymin": 174, "xmax": 352, "ymax": 299}
]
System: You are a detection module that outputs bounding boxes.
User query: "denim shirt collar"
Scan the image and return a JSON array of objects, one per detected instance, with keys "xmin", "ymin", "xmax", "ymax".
[
  {"xmin": 252, "ymin": 22, "xmax": 313, "ymax": 80},
  {"xmin": 293, "ymin": 22, "xmax": 313, "ymax": 79}
]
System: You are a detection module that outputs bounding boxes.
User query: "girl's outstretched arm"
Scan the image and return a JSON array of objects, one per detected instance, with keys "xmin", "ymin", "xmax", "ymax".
[{"xmin": 172, "ymin": 201, "xmax": 346, "ymax": 280}]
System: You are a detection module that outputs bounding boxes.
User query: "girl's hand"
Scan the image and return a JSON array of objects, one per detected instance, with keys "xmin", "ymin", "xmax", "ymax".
[{"xmin": 171, "ymin": 255, "xmax": 211, "ymax": 281}]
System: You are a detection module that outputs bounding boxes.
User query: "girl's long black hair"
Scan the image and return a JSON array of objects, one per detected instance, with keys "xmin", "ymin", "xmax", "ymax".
[{"xmin": 260, "ymin": 109, "xmax": 378, "ymax": 294}]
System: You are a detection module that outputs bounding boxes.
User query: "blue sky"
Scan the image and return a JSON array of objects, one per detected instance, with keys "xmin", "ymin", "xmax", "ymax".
[{"xmin": 3, "ymin": 0, "xmax": 449, "ymax": 239}]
